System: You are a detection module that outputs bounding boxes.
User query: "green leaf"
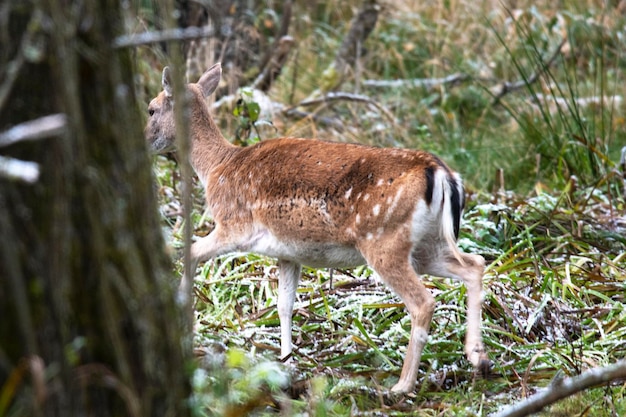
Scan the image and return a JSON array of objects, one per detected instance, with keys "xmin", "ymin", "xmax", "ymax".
[{"xmin": 246, "ymin": 101, "xmax": 260, "ymax": 122}]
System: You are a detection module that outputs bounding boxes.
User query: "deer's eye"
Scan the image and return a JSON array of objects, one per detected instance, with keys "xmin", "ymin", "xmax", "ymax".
[{"xmin": 148, "ymin": 108, "xmax": 155, "ymax": 116}]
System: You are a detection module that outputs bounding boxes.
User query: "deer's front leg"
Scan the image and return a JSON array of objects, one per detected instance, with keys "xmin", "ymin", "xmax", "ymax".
[
  {"xmin": 277, "ymin": 260, "xmax": 301, "ymax": 361},
  {"xmin": 179, "ymin": 226, "xmax": 234, "ymax": 299}
]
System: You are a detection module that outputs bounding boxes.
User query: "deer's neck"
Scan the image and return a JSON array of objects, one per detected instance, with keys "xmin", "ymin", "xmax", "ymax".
[{"xmin": 188, "ymin": 104, "xmax": 235, "ymax": 186}]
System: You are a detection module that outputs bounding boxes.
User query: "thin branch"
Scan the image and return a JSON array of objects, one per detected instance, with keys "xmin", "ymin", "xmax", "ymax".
[
  {"xmin": 492, "ymin": 360, "xmax": 626, "ymax": 417},
  {"xmin": 362, "ymin": 73, "xmax": 470, "ymax": 90},
  {"xmin": 0, "ymin": 114, "xmax": 67, "ymax": 147},
  {"xmin": 212, "ymin": 90, "xmax": 347, "ymax": 131},
  {"xmin": 491, "ymin": 38, "xmax": 567, "ymax": 104},
  {"xmin": 530, "ymin": 94, "xmax": 623, "ymax": 114},
  {"xmin": 113, "ymin": 26, "xmax": 215, "ymax": 49},
  {"xmin": 285, "ymin": 91, "xmax": 396, "ymax": 123}
]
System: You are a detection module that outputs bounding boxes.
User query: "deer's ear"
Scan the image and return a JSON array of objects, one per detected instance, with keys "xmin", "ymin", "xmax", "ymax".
[
  {"xmin": 197, "ymin": 63, "xmax": 222, "ymax": 98},
  {"xmin": 162, "ymin": 67, "xmax": 173, "ymax": 98}
]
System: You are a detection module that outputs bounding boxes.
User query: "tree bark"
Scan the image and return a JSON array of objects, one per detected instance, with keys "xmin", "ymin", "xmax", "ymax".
[{"xmin": 0, "ymin": 1, "xmax": 191, "ymax": 416}]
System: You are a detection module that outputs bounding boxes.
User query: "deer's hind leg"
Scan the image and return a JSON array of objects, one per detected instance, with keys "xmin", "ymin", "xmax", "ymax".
[
  {"xmin": 359, "ymin": 235, "xmax": 435, "ymax": 393},
  {"xmin": 417, "ymin": 249, "xmax": 490, "ymax": 374}
]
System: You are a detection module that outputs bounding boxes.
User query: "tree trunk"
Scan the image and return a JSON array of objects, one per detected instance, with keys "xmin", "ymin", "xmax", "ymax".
[{"xmin": 0, "ymin": 1, "xmax": 191, "ymax": 416}]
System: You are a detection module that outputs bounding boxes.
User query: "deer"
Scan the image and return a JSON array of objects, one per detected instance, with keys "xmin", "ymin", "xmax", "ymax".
[{"xmin": 145, "ymin": 62, "xmax": 490, "ymax": 393}]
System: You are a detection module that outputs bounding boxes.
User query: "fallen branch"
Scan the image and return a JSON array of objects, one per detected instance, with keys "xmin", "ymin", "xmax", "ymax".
[
  {"xmin": 530, "ymin": 94, "xmax": 623, "ymax": 114},
  {"xmin": 284, "ymin": 91, "xmax": 395, "ymax": 124},
  {"xmin": 362, "ymin": 73, "xmax": 470, "ymax": 90},
  {"xmin": 212, "ymin": 89, "xmax": 347, "ymax": 131},
  {"xmin": 492, "ymin": 360, "xmax": 626, "ymax": 417},
  {"xmin": 491, "ymin": 38, "xmax": 567, "ymax": 105}
]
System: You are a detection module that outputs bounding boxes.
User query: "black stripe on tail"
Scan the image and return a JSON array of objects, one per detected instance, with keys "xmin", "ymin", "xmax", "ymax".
[
  {"xmin": 424, "ymin": 166, "xmax": 435, "ymax": 206},
  {"xmin": 447, "ymin": 175, "xmax": 463, "ymax": 239}
]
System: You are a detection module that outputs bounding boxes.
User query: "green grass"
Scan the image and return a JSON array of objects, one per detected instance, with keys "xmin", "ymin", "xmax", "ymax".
[{"xmin": 151, "ymin": 155, "xmax": 625, "ymax": 415}]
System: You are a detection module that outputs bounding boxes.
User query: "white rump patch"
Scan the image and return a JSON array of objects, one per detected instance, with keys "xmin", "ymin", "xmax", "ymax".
[{"xmin": 410, "ymin": 199, "xmax": 435, "ymax": 242}]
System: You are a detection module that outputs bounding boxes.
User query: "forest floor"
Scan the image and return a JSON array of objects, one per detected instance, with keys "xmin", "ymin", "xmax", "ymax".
[{"xmin": 154, "ymin": 157, "xmax": 625, "ymax": 416}]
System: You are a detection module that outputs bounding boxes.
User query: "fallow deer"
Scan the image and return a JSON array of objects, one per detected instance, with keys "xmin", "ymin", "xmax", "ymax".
[{"xmin": 145, "ymin": 63, "xmax": 489, "ymax": 393}]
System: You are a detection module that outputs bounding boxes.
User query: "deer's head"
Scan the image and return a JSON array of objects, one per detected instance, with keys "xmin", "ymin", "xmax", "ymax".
[{"xmin": 145, "ymin": 63, "xmax": 222, "ymax": 154}]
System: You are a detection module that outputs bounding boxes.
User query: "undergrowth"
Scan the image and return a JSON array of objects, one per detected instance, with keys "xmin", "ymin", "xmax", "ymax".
[{"xmin": 153, "ymin": 157, "xmax": 625, "ymax": 416}]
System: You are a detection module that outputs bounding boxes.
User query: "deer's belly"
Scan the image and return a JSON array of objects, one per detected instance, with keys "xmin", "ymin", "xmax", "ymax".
[{"xmin": 241, "ymin": 228, "xmax": 365, "ymax": 268}]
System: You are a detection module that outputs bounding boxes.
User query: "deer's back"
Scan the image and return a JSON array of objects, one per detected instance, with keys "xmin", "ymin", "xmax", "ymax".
[{"xmin": 204, "ymin": 138, "xmax": 456, "ymax": 259}]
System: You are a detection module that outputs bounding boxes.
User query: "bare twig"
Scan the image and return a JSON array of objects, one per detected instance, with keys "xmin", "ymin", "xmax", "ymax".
[
  {"xmin": 530, "ymin": 94, "xmax": 623, "ymax": 113},
  {"xmin": 0, "ymin": 114, "xmax": 67, "ymax": 147},
  {"xmin": 113, "ymin": 26, "xmax": 215, "ymax": 49},
  {"xmin": 491, "ymin": 39, "xmax": 567, "ymax": 105},
  {"xmin": 362, "ymin": 73, "xmax": 470, "ymax": 90},
  {"xmin": 492, "ymin": 360, "xmax": 626, "ymax": 417},
  {"xmin": 285, "ymin": 91, "xmax": 395, "ymax": 123}
]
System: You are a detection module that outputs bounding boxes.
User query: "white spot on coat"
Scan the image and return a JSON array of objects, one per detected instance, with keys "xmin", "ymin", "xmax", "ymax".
[{"xmin": 384, "ymin": 186, "xmax": 405, "ymax": 222}]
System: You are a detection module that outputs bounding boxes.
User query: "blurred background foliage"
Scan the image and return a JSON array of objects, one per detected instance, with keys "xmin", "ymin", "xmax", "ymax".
[{"xmin": 132, "ymin": 0, "xmax": 626, "ymax": 194}]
